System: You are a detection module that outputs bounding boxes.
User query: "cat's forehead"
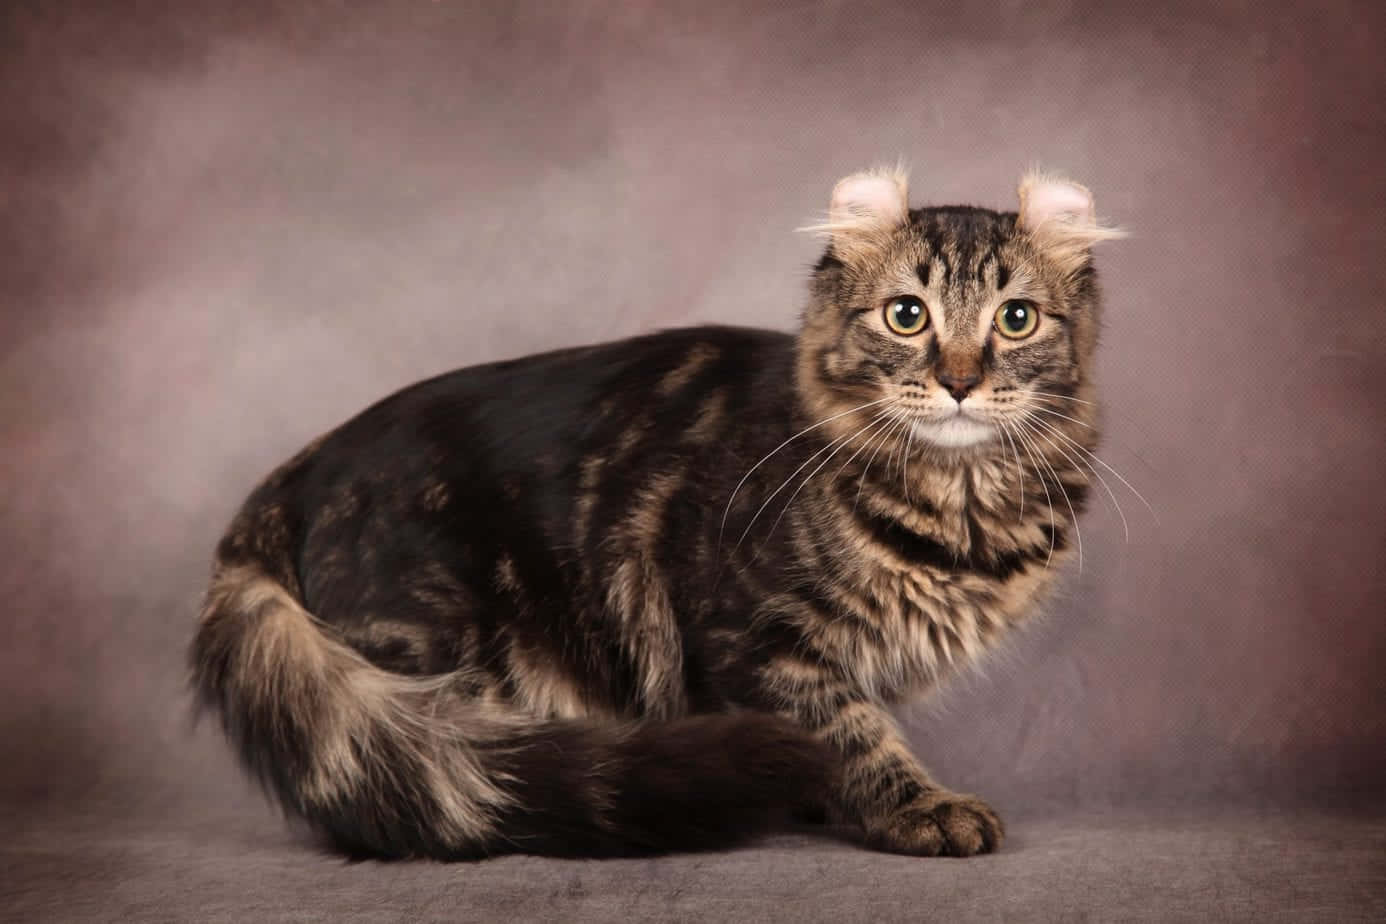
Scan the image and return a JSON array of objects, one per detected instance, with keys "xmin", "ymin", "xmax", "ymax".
[
  {"xmin": 904, "ymin": 207, "xmax": 1018, "ymax": 261},
  {"xmin": 870, "ymin": 206, "xmax": 1027, "ymax": 293}
]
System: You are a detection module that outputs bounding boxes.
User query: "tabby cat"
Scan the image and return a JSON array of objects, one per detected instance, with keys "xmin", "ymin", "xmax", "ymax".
[{"xmin": 192, "ymin": 167, "xmax": 1122, "ymax": 859}]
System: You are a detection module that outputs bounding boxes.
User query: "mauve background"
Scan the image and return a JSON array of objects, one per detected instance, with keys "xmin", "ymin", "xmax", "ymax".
[{"xmin": 2, "ymin": 0, "xmax": 1383, "ymax": 851}]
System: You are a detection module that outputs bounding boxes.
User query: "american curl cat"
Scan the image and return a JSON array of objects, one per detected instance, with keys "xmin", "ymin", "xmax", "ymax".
[{"xmin": 192, "ymin": 167, "xmax": 1123, "ymax": 859}]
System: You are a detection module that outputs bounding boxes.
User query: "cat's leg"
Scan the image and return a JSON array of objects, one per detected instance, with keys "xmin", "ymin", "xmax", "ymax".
[
  {"xmin": 763, "ymin": 662, "xmax": 1002, "ymax": 855},
  {"xmin": 822, "ymin": 699, "xmax": 1003, "ymax": 856}
]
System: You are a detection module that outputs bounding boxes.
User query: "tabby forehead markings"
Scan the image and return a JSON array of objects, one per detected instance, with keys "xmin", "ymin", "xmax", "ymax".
[{"xmin": 191, "ymin": 168, "xmax": 1122, "ymax": 860}]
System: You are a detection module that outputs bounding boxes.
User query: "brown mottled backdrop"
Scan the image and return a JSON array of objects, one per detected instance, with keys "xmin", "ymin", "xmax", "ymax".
[{"xmin": 2, "ymin": 0, "xmax": 1384, "ymax": 914}]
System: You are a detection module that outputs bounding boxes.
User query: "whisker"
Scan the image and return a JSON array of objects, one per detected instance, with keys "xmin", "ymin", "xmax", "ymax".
[
  {"xmin": 1009, "ymin": 422, "xmax": 1057, "ymax": 568},
  {"xmin": 888, "ymin": 414, "xmax": 914, "ymax": 492},
  {"xmin": 718, "ymin": 395, "xmax": 894, "ymax": 550},
  {"xmin": 1025, "ymin": 392, "xmax": 1161, "ymax": 476},
  {"xmin": 856, "ymin": 414, "xmax": 910, "ymax": 513},
  {"xmin": 884, "ymin": 419, "xmax": 903, "ymax": 486},
  {"xmin": 1015, "ymin": 401, "xmax": 1107, "ymax": 511},
  {"xmin": 733, "ymin": 406, "xmax": 896, "ymax": 556},
  {"xmin": 1026, "ymin": 389, "xmax": 1097, "ymax": 407},
  {"xmin": 1022, "ymin": 411, "xmax": 1159, "ymax": 526},
  {"xmin": 1024, "ymin": 414, "xmax": 1130, "ymax": 542},
  {"xmin": 998, "ymin": 421, "xmax": 1025, "ymax": 522},
  {"xmin": 831, "ymin": 409, "xmax": 907, "ymax": 484},
  {"xmin": 1024, "ymin": 402, "xmax": 1096, "ymax": 431},
  {"xmin": 1013, "ymin": 419, "xmax": 1083, "ymax": 571},
  {"xmin": 761, "ymin": 409, "xmax": 899, "ymax": 550},
  {"xmin": 902, "ymin": 416, "xmax": 918, "ymax": 503},
  {"xmin": 893, "ymin": 416, "xmax": 915, "ymax": 496}
]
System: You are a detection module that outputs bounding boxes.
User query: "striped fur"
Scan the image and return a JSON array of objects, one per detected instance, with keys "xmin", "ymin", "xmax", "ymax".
[{"xmin": 192, "ymin": 169, "xmax": 1117, "ymax": 858}]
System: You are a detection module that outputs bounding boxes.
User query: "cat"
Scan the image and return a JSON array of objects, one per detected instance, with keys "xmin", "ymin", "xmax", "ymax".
[{"xmin": 191, "ymin": 166, "xmax": 1121, "ymax": 859}]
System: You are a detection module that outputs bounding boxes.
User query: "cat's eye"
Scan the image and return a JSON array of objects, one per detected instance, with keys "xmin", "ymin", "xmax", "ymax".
[
  {"xmin": 884, "ymin": 296, "xmax": 929, "ymax": 336},
  {"xmin": 994, "ymin": 300, "xmax": 1039, "ymax": 339}
]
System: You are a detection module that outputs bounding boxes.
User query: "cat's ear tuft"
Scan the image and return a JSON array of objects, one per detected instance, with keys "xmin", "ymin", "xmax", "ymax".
[
  {"xmin": 798, "ymin": 165, "xmax": 909, "ymax": 252},
  {"xmin": 1018, "ymin": 172, "xmax": 1095, "ymax": 230},
  {"xmin": 1016, "ymin": 169, "xmax": 1124, "ymax": 273},
  {"xmin": 829, "ymin": 168, "xmax": 909, "ymax": 229}
]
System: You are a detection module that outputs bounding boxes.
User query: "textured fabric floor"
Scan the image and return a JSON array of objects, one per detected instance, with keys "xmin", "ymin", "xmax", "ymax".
[{"xmin": 6, "ymin": 807, "xmax": 1383, "ymax": 922}]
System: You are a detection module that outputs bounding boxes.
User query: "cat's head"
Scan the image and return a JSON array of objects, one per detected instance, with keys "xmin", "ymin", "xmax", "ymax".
[{"xmin": 797, "ymin": 167, "xmax": 1122, "ymax": 456}]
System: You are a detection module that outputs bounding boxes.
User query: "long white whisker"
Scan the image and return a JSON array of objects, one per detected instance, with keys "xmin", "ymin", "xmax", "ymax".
[
  {"xmin": 1026, "ymin": 392, "xmax": 1161, "ymax": 477},
  {"xmin": 884, "ymin": 418, "xmax": 903, "ymax": 486},
  {"xmin": 1026, "ymin": 389, "xmax": 1097, "ymax": 407},
  {"xmin": 888, "ymin": 413, "xmax": 914, "ymax": 491},
  {"xmin": 1009, "ymin": 422, "xmax": 1057, "ymax": 568},
  {"xmin": 1023, "ymin": 412, "xmax": 1159, "ymax": 526},
  {"xmin": 762, "ymin": 409, "xmax": 897, "ymax": 549},
  {"xmin": 735, "ymin": 436, "xmax": 850, "ymax": 556},
  {"xmin": 718, "ymin": 396, "xmax": 894, "ymax": 549},
  {"xmin": 856, "ymin": 414, "xmax": 910, "ymax": 513},
  {"xmin": 893, "ymin": 414, "xmax": 915, "ymax": 495},
  {"xmin": 902, "ymin": 416, "xmax": 917, "ymax": 503},
  {"xmin": 1025, "ymin": 403, "xmax": 1096, "ymax": 431},
  {"xmin": 999, "ymin": 421, "xmax": 1025, "ymax": 523},
  {"xmin": 831, "ymin": 408, "xmax": 905, "ymax": 483},
  {"xmin": 733, "ymin": 407, "xmax": 895, "ymax": 556},
  {"xmin": 1025, "ymin": 414, "xmax": 1130, "ymax": 543},
  {"xmin": 1014, "ymin": 419, "xmax": 1082, "ymax": 572}
]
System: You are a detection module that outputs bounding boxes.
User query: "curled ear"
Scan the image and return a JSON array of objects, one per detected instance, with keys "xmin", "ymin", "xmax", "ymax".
[
  {"xmin": 799, "ymin": 165, "xmax": 910, "ymax": 258},
  {"xmin": 828, "ymin": 167, "xmax": 909, "ymax": 229},
  {"xmin": 1017, "ymin": 170, "xmax": 1124, "ymax": 274}
]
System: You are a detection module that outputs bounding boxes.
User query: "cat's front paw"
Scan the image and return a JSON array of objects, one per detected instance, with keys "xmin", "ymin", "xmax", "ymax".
[{"xmin": 865, "ymin": 791, "xmax": 1004, "ymax": 857}]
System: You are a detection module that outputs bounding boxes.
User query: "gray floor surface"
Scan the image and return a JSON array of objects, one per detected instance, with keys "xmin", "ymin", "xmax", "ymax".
[{"xmin": 6, "ymin": 806, "xmax": 1383, "ymax": 922}]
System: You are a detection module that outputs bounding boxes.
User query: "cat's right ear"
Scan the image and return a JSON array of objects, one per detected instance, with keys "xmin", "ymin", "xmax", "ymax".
[
  {"xmin": 799, "ymin": 166, "xmax": 910, "ymax": 257},
  {"xmin": 1016, "ymin": 170, "xmax": 1126, "ymax": 275}
]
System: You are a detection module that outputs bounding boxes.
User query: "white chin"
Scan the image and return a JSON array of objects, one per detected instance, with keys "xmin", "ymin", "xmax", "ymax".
[{"xmin": 911, "ymin": 417, "xmax": 996, "ymax": 449}]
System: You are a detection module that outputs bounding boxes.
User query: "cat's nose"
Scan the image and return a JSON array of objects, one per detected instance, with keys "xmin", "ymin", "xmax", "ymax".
[{"xmin": 936, "ymin": 371, "xmax": 981, "ymax": 402}]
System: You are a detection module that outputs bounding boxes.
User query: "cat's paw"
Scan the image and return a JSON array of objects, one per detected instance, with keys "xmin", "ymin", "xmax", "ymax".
[{"xmin": 865, "ymin": 791, "xmax": 1004, "ymax": 857}]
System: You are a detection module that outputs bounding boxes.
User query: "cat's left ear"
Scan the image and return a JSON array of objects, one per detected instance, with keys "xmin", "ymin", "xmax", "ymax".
[
  {"xmin": 800, "ymin": 166, "xmax": 910, "ymax": 258},
  {"xmin": 1017, "ymin": 170, "xmax": 1125, "ymax": 274}
]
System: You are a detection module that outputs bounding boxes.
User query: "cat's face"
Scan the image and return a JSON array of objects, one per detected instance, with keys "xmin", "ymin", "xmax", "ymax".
[{"xmin": 798, "ymin": 169, "xmax": 1119, "ymax": 456}]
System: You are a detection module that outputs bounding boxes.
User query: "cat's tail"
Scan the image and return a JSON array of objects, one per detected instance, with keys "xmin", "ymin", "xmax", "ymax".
[{"xmin": 190, "ymin": 560, "xmax": 835, "ymax": 858}]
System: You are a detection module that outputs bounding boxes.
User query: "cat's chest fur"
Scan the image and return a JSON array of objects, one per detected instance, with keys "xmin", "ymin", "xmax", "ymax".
[{"xmin": 776, "ymin": 452, "xmax": 1077, "ymax": 702}]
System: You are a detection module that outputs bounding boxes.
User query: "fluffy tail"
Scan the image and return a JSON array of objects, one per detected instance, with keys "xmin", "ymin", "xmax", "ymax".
[{"xmin": 191, "ymin": 562, "xmax": 835, "ymax": 858}]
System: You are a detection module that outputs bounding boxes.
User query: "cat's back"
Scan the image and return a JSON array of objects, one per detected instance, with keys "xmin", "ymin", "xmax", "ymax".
[
  {"xmin": 220, "ymin": 325, "xmax": 794, "ymax": 602},
  {"xmin": 300, "ymin": 323, "xmax": 792, "ymax": 483}
]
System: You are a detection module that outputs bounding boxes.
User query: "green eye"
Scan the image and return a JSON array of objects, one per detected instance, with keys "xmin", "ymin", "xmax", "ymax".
[
  {"xmin": 884, "ymin": 296, "xmax": 928, "ymax": 336},
  {"xmin": 994, "ymin": 300, "xmax": 1039, "ymax": 339}
]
